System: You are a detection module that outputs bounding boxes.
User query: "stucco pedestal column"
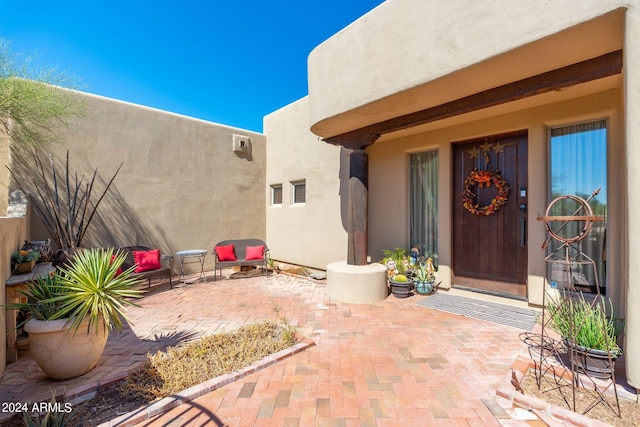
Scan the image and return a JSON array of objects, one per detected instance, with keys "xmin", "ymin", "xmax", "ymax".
[{"xmin": 326, "ymin": 261, "xmax": 388, "ymax": 304}]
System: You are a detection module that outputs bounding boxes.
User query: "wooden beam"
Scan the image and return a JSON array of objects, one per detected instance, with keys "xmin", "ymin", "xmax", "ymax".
[
  {"xmin": 348, "ymin": 149, "xmax": 369, "ymax": 265},
  {"xmin": 325, "ymin": 50, "xmax": 622, "ymax": 147}
]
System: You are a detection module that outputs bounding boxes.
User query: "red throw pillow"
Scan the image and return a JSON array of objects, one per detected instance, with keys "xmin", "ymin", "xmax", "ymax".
[
  {"xmin": 215, "ymin": 245, "xmax": 237, "ymax": 261},
  {"xmin": 245, "ymin": 245, "xmax": 264, "ymax": 260},
  {"xmin": 110, "ymin": 255, "xmax": 123, "ymax": 277},
  {"xmin": 133, "ymin": 249, "xmax": 161, "ymax": 273}
]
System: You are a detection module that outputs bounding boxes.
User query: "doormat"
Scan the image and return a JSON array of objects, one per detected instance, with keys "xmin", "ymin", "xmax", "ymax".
[{"xmin": 417, "ymin": 292, "xmax": 539, "ymax": 331}]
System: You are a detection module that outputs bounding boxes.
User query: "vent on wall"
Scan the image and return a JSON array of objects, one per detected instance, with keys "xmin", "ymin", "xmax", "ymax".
[{"xmin": 232, "ymin": 134, "xmax": 251, "ymax": 154}]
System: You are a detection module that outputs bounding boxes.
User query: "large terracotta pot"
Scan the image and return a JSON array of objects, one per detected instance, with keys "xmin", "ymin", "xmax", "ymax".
[{"xmin": 24, "ymin": 317, "xmax": 108, "ymax": 380}]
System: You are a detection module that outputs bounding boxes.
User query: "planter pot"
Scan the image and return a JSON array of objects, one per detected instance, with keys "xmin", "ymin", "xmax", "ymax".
[
  {"xmin": 388, "ymin": 278, "xmax": 413, "ymax": 298},
  {"xmin": 24, "ymin": 317, "xmax": 109, "ymax": 380},
  {"xmin": 414, "ymin": 280, "xmax": 435, "ymax": 295},
  {"xmin": 15, "ymin": 260, "xmax": 36, "ymax": 273},
  {"xmin": 563, "ymin": 339, "xmax": 620, "ymax": 379}
]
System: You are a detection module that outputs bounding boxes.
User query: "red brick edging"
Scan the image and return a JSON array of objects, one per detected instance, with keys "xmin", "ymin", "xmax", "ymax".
[
  {"xmin": 496, "ymin": 356, "xmax": 613, "ymax": 427},
  {"xmin": 91, "ymin": 338, "xmax": 315, "ymax": 427}
]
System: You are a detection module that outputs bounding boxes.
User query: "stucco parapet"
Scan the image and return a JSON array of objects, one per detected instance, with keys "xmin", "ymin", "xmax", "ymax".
[
  {"xmin": 79, "ymin": 90, "xmax": 265, "ymax": 136},
  {"xmin": 307, "ymin": 0, "xmax": 630, "ymax": 137}
]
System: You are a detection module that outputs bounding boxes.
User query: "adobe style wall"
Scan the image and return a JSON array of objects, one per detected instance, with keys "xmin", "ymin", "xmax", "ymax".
[
  {"xmin": 264, "ymin": 97, "xmax": 347, "ymax": 269},
  {"xmin": 20, "ymin": 92, "xmax": 266, "ymax": 274},
  {"xmin": 307, "ymin": 0, "xmax": 630, "ymax": 138}
]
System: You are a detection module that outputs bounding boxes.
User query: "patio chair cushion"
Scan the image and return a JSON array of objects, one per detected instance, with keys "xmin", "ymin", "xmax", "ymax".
[
  {"xmin": 245, "ymin": 245, "xmax": 265, "ymax": 260},
  {"xmin": 110, "ymin": 255, "xmax": 124, "ymax": 276},
  {"xmin": 133, "ymin": 248, "xmax": 162, "ymax": 273},
  {"xmin": 215, "ymin": 244, "xmax": 237, "ymax": 262}
]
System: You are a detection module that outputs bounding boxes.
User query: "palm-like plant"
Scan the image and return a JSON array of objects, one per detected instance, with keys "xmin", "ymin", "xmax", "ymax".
[
  {"xmin": 16, "ymin": 274, "xmax": 65, "ymax": 321},
  {"xmin": 47, "ymin": 248, "xmax": 144, "ymax": 334}
]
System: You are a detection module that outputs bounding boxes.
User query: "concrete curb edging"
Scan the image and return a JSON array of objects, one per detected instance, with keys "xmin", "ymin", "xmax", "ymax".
[
  {"xmin": 63, "ymin": 363, "xmax": 147, "ymax": 406},
  {"xmin": 96, "ymin": 338, "xmax": 315, "ymax": 427},
  {"xmin": 497, "ymin": 356, "xmax": 613, "ymax": 427}
]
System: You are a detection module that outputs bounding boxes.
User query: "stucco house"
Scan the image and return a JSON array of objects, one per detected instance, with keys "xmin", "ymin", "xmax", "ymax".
[
  {"xmin": 265, "ymin": 0, "xmax": 639, "ymax": 390},
  {"xmin": 2, "ymin": 0, "xmax": 639, "ymax": 394}
]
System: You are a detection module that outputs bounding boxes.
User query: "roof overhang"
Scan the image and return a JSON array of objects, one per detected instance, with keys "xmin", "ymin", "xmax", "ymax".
[{"xmin": 309, "ymin": 6, "xmax": 625, "ymax": 147}]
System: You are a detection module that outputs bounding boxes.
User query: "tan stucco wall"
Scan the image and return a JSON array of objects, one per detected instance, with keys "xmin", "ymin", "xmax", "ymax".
[
  {"xmin": 308, "ymin": 0, "xmax": 627, "ymax": 137},
  {"xmin": 21, "ymin": 92, "xmax": 266, "ymax": 274},
  {"xmin": 264, "ymin": 98, "xmax": 347, "ymax": 269},
  {"xmin": 0, "ymin": 216, "xmax": 29, "ymax": 377},
  {"xmin": 623, "ymin": 1, "xmax": 640, "ymax": 389}
]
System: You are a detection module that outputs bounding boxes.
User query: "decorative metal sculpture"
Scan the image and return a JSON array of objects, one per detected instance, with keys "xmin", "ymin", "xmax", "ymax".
[{"xmin": 531, "ymin": 190, "xmax": 621, "ymax": 418}]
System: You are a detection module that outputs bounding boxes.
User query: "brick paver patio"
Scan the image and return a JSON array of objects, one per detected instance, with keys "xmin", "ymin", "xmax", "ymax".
[{"xmin": 1, "ymin": 270, "xmax": 621, "ymax": 426}]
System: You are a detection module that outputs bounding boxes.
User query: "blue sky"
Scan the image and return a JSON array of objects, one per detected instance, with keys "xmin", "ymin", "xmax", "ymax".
[{"xmin": 0, "ymin": 1, "xmax": 385, "ymax": 132}]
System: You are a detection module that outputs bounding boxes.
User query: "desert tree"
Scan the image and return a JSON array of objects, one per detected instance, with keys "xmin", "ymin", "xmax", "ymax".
[
  {"xmin": 1, "ymin": 38, "xmax": 86, "ymax": 216},
  {"xmin": 0, "ymin": 38, "xmax": 85, "ymax": 151},
  {"xmin": 1, "ymin": 39, "xmax": 120, "ymax": 253}
]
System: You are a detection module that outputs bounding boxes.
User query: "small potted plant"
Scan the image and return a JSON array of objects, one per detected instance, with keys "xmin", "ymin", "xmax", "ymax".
[
  {"xmin": 547, "ymin": 292, "xmax": 623, "ymax": 378},
  {"xmin": 413, "ymin": 257, "xmax": 437, "ymax": 295},
  {"xmin": 9, "ymin": 248, "xmax": 144, "ymax": 380},
  {"xmin": 381, "ymin": 248, "xmax": 413, "ymax": 298},
  {"xmin": 11, "ymin": 249, "xmax": 40, "ymax": 273}
]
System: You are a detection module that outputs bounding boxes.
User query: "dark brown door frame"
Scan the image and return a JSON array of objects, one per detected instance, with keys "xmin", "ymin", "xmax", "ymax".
[{"xmin": 452, "ymin": 131, "xmax": 529, "ymax": 298}]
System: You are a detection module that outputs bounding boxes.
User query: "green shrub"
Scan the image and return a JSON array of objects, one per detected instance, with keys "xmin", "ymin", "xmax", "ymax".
[{"xmin": 547, "ymin": 293, "xmax": 621, "ymax": 353}]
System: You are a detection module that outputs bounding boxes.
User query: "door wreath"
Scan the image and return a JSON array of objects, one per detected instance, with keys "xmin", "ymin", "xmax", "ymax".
[{"xmin": 462, "ymin": 169, "xmax": 509, "ymax": 216}]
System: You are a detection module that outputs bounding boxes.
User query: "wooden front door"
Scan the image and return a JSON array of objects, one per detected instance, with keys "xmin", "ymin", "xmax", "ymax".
[{"xmin": 452, "ymin": 131, "xmax": 528, "ymax": 298}]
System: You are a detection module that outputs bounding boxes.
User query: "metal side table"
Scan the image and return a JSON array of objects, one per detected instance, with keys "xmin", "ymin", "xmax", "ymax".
[{"xmin": 176, "ymin": 249, "xmax": 207, "ymax": 284}]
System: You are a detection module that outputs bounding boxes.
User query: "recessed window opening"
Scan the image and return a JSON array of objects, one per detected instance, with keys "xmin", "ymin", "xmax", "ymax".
[
  {"xmin": 549, "ymin": 119, "xmax": 607, "ymax": 293},
  {"xmin": 292, "ymin": 180, "xmax": 306, "ymax": 204},
  {"xmin": 271, "ymin": 184, "xmax": 283, "ymax": 206},
  {"xmin": 409, "ymin": 150, "xmax": 438, "ymax": 264}
]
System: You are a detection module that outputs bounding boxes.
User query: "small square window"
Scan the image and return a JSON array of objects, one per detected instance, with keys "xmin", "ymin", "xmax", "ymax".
[
  {"xmin": 292, "ymin": 181, "xmax": 306, "ymax": 204},
  {"xmin": 271, "ymin": 185, "xmax": 282, "ymax": 205}
]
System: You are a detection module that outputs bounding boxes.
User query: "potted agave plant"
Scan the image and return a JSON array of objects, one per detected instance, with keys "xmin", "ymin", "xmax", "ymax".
[
  {"xmin": 413, "ymin": 257, "xmax": 437, "ymax": 295},
  {"xmin": 12, "ymin": 248, "xmax": 143, "ymax": 380},
  {"xmin": 547, "ymin": 292, "xmax": 623, "ymax": 379}
]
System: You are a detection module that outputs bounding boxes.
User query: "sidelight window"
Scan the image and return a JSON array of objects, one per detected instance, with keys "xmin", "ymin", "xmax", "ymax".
[
  {"xmin": 409, "ymin": 150, "xmax": 439, "ymax": 263},
  {"xmin": 549, "ymin": 119, "xmax": 607, "ymax": 292}
]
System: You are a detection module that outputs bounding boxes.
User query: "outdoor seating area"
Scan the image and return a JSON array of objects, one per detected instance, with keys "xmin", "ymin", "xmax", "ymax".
[
  {"xmin": 117, "ymin": 246, "xmax": 174, "ymax": 289},
  {"xmin": 212, "ymin": 238, "xmax": 270, "ymax": 281},
  {"xmin": 1, "ymin": 269, "xmax": 635, "ymax": 426}
]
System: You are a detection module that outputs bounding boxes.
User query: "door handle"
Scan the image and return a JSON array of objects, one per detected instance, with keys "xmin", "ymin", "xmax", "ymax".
[{"xmin": 520, "ymin": 218, "xmax": 526, "ymax": 247}]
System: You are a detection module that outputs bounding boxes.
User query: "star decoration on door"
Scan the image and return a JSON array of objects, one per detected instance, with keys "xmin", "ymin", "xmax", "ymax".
[
  {"xmin": 492, "ymin": 142, "xmax": 506, "ymax": 154},
  {"xmin": 466, "ymin": 147, "xmax": 481, "ymax": 159},
  {"xmin": 479, "ymin": 140, "xmax": 493, "ymax": 153}
]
